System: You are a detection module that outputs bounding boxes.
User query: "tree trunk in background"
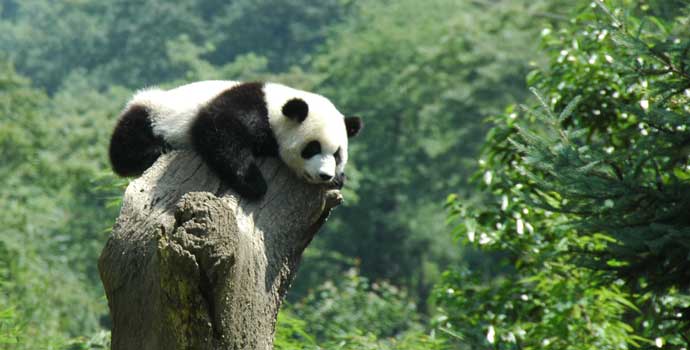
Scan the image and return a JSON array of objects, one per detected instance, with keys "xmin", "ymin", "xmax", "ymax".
[{"xmin": 98, "ymin": 151, "xmax": 342, "ymax": 350}]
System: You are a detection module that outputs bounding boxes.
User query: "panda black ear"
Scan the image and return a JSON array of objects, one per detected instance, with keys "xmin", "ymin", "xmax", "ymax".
[
  {"xmin": 345, "ymin": 116, "xmax": 363, "ymax": 138},
  {"xmin": 282, "ymin": 98, "xmax": 309, "ymax": 123}
]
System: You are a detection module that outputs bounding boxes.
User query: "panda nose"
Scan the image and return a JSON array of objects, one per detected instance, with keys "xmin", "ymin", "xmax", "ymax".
[{"xmin": 319, "ymin": 173, "xmax": 333, "ymax": 181}]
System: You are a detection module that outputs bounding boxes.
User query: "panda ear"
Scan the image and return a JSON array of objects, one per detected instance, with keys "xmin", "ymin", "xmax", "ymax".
[
  {"xmin": 282, "ymin": 98, "xmax": 309, "ymax": 123},
  {"xmin": 345, "ymin": 116, "xmax": 363, "ymax": 138}
]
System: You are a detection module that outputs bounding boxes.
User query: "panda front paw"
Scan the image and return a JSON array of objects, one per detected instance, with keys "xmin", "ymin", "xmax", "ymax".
[
  {"xmin": 234, "ymin": 163, "xmax": 268, "ymax": 200},
  {"xmin": 330, "ymin": 172, "xmax": 346, "ymax": 189}
]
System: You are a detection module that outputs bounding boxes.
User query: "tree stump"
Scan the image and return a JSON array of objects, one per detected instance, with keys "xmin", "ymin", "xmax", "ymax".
[{"xmin": 98, "ymin": 151, "xmax": 342, "ymax": 350}]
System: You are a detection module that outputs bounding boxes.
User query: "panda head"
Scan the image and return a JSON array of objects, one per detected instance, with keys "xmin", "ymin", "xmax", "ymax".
[{"xmin": 264, "ymin": 83, "xmax": 362, "ymax": 187}]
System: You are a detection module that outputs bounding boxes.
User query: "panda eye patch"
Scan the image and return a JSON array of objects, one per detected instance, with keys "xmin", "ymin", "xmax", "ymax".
[
  {"xmin": 334, "ymin": 147, "xmax": 342, "ymax": 164},
  {"xmin": 301, "ymin": 141, "xmax": 321, "ymax": 159}
]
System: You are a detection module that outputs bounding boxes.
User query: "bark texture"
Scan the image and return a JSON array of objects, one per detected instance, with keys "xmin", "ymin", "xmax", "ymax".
[{"xmin": 99, "ymin": 151, "xmax": 342, "ymax": 350}]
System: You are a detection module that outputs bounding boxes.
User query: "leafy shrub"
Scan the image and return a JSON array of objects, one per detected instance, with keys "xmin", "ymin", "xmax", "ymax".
[{"xmin": 437, "ymin": 1, "xmax": 690, "ymax": 348}]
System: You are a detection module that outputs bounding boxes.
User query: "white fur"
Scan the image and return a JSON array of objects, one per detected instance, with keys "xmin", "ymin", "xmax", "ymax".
[
  {"xmin": 304, "ymin": 154, "xmax": 336, "ymax": 180},
  {"xmin": 124, "ymin": 80, "xmax": 350, "ymax": 183},
  {"xmin": 126, "ymin": 81, "xmax": 240, "ymax": 147}
]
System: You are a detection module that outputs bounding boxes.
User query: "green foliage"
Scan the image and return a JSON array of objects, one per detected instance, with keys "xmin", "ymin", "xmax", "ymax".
[
  {"xmin": 433, "ymin": 253, "xmax": 642, "ymax": 349},
  {"xmin": 529, "ymin": 1, "xmax": 690, "ymax": 291},
  {"xmin": 439, "ymin": 1, "xmax": 690, "ymax": 348},
  {"xmin": 65, "ymin": 331, "xmax": 111, "ymax": 350},
  {"xmin": 0, "ymin": 306, "xmax": 21, "ymax": 346},
  {"xmin": 293, "ymin": 268, "xmax": 418, "ymax": 339},
  {"xmin": 274, "ymin": 309, "xmax": 319, "ymax": 350},
  {"xmin": 317, "ymin": 330, "xmax": 446, "ymax": 350},
  {"xmin": 277, "ymin": 269, "xmax": 446, "ymax": 350}
]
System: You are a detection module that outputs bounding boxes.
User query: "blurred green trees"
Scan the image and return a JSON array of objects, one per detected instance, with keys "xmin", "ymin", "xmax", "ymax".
[
  {"xmin": 0, "ymin": 61, "xmax": 117, "ymax": 348},
  {"xmin": 0, "ymin": 0, "xmax": 350, "ymax": 92}
]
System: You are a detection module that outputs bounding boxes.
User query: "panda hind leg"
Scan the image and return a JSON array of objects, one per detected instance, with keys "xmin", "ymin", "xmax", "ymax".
[{"xmin": 109, "ymin": 105, "xmax": 167, "ymax": 177}]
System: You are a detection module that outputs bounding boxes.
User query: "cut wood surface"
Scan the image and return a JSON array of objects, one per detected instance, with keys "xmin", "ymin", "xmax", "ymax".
[{"xmin": 99, "ymin": 151, "xmax": 342, "ymax": 350}]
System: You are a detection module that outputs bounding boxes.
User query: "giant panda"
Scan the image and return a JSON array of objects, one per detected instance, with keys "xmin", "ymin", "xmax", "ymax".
[{"xmin": 108, "ymin": 80, "xmax": 362, "ymax": 200}]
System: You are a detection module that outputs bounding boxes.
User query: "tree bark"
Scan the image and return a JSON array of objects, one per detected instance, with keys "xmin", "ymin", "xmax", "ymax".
[{"xmin": 98, "ymin": 151, "xmax": 342, "ymax": 350}]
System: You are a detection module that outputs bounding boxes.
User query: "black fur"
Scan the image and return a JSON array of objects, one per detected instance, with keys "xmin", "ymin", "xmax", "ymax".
[
  {"xmin": 282, "ymin": 98, "xmax": 309, "ymax": 122},
  {"xmin": 301, "ymin": 141, "xmax": 321, "ymax": 159},
  {"xmin": 332, "ymin": 172, "xmax": 346, "ymax": 189},
  {"xmin": 109, "ymin": 105, "xmax": 169, "ymax": 177},
  {"xmin": 334, "ymin": 147, "xmax": 342, "ymax": 165},
  {"xmin": 190, "ymin": 82, "xmax": 279, "ymax": 200},
  {"xmin": 345, "ymin": 116, "xmax": 363, "ymax": 138}
]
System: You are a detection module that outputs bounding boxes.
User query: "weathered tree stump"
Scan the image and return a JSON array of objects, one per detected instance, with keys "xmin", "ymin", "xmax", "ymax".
[{"xmin": 98, "ymin": 151, "xmax": 342, "ymax": 350}]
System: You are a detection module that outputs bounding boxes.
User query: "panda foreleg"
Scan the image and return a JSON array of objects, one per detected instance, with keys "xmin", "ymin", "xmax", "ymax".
[
  {"xmin": 223, "ymin": 146, "xmax": 268, "ymax": 200},
  {"xmin": 191, "ymin": 116, "xmax": 267, "ymax": 200}
]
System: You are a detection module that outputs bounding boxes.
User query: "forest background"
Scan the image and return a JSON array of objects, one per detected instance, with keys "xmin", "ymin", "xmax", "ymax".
[{"xmin": 1, "ymin": 0, "xmax": 690, "ymax": 349}]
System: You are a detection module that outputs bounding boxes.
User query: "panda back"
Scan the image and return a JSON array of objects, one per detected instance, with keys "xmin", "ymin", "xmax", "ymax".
[{"xmin": 128, "ymin": 80, "xmax": 241, "ymax": 147}]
